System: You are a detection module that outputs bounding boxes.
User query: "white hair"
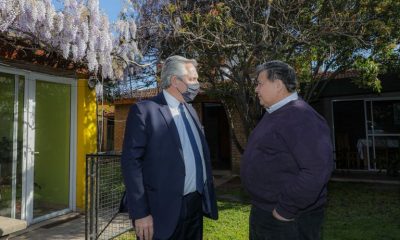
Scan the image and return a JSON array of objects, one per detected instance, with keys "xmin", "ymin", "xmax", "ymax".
[{"xmin": 160, "ymin": 55, "xmax": 198, "ymax": 89}]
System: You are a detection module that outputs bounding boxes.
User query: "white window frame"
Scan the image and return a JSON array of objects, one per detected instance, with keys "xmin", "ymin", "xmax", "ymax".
[{"xmin": 331, "ymin": 95, "xmax": 400, "ymax": 171}]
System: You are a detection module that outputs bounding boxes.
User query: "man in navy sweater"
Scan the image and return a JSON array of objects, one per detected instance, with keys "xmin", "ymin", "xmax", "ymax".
[{"xmin": 241, "ymin": 60, "xmax": 333, "ymax": 240}]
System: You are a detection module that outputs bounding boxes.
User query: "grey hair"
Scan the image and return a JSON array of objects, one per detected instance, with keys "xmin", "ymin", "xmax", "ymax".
[
  {"xmin": 256, "ymin": 60, "xmax": 297, "ymax": 92},
  {"xmin": 160, "ymin": 55, "xmax": 198, "ymax": 89}
]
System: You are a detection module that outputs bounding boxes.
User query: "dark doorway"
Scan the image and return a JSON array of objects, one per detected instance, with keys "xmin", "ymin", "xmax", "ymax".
[
  {"xmin": 333, "ymin": 100, "xmax": 366, "ymax": 169},
  {"xmin": 106, "ymin": 117, "xmax": 114, "ymax": 151},
  {"xmin": 203, "ymin": 103, "xmax": 231, "ymax": 170}
]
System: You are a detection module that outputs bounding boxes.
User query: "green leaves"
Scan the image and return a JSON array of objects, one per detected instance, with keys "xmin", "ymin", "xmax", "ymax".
[
  {"xmin": 352, "ymin": 58, "xmax": 381, "ymax": 92},
  {"xmin": 135, "ymin": 0, "xmax": 400, "ymax": 136}
]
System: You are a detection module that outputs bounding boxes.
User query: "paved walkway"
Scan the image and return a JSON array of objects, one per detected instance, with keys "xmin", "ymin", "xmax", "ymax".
[
  {"xmin": 331, "ymin": 171, "xmax": 400, "ymax": 185},
  {"xmin": 4, "ymin": 213, "xmax": 84, "ymax": 240}
]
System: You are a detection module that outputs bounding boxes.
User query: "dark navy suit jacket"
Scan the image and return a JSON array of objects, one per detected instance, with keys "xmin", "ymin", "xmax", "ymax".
[{"xmin": 121, "ymin": 93, "xmax": 218, "ymax": 239}]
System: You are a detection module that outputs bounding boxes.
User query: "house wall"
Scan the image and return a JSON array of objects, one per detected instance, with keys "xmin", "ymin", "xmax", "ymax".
[
  {"xmin": 114, "ymin": 103, "xmax": 133, "ymax": 152},
  {"xmin": 98, "ymin": 104, "xmax": 115, "ymax": 152},
  {"xmin": 229, "ymin": 109, "xmax": 247, "ymax": 174},
  {"xmin": 311, "ymin": 100, "xmax": 334, "ymax": 135},
  {"xmin": 76, "ymin": 79, "xmax": 97, "ymax": 210},
  {"xmin": 113, "ymin": 98, "xmax": 246, "ymax": 174},
  {"xmin": 112, "ymin": 75, "xmax": 400, "ymax": 175}
]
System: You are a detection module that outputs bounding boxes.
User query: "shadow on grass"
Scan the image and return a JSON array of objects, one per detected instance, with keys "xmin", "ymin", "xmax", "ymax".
[
  {"xmin": 214, "ymin": 177, "xmax": 400, "ymax": 240},
  {"xmin": 215, "ymin": 175, "xmax": 250, "ymax": 206},
  {"xmin": 117, "ymin": 180, "xmax": 400, "ymax": 240},
  {"xmin": 215, "ymin": 200, "xmax": 249, "ymax": 212},
  {"xmin": 323, "ymin": 182, "xmax": 400, "ymax": 240}
]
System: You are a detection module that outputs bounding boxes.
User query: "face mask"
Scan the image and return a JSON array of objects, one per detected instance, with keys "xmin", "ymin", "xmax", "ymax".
[{"xmin": 177, "ymin": 79, "xmax": 200, "ymax": 102}]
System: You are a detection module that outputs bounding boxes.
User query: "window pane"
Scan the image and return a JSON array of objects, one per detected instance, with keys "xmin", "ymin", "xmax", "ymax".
[
  {"xmin": 0, "ymin": 73, "xmax": 24, "ymax": 218},
  {"xmin": 0, "ymin": 73, "xmax": 15, "ymax": 217},
  {"xmin": 370, "ymin": 100, "xmax": 400, "ymax": 134},
  {"xmin": 33, "ymin": 80, "xmax": 71, "ymax": 218},
  {"xmin": 368, "ymin": 136, "xmax": 400, "ymax": 171}
]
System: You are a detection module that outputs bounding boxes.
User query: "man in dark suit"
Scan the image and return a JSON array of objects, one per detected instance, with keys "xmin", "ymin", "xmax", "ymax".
[{"xmin": 121, "ymin": 55, "xmax": 218, "ymax": 240}]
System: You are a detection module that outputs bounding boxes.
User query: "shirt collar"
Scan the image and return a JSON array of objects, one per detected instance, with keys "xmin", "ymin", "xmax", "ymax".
[
  {"xmin": 266, "ymin": 92, "xmax": 298, "ymax": 114},
  {"xmin": 163, "ymin": 89, "xmax": 181, "ymax": 108}
]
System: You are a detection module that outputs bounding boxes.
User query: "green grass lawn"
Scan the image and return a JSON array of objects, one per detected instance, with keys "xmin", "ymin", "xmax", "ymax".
[
  {"xmin": 323, "ymin": 182, "xmax": 400, "ymax": 240},
  {"xmin": 203, "ymin": 201, "xmax": 250, "ymax": 240},
  {"xmin": 117, "ymin": 181, "xmax": 400, "ymax": 240},
  {"xmin": 206, "ymin": 181, "xmax": 400, "ymax": 240}
]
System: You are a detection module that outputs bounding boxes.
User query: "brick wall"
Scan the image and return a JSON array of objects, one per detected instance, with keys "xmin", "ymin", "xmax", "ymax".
[
  {"xmin": 114, "ymin": 103, "xmax": 133, "ymax": 152},
  {"xmin": 193, "ymin": 95, "xmax": 246, "ymax": 174},
  {"xmin": 229, "ymin": 109, "xmax": 247, "ymax": 174},
  {"xmin": 113, "ymin": 97, "xmax": 247, "ymax": 174},
  {"xmin": 114, "ymin": 101, "xmax": 205, "ymax": 151}
]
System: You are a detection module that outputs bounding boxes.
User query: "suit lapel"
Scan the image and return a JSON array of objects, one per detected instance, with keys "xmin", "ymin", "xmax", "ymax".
[
  {"xmin": 157, "ymin": 93, "xmax": 184, "ymax": 157},
  {"xmin": 185, "ymin": 103, "xmax": 203, "ymax": 133}
]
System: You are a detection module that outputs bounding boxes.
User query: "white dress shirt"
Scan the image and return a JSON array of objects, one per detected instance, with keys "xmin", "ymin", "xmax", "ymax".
[
  {"xmin": 163, "ymin": 90, "xmax": 206, "ymax": 195},
  {"xmin": 266, "ymin": 92, "xmax": 299, "ymax": 113}
]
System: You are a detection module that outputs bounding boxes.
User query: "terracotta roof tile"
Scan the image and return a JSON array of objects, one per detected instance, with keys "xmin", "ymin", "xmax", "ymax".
[{"xmin": 114, "ymin": 87, "xmax": 161, "ymax": 104}]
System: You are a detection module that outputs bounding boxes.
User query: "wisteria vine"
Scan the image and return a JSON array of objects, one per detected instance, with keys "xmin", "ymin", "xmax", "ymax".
[{"xmin": 0, "ymin": 0, "xmax": 139, "ymax": 80}]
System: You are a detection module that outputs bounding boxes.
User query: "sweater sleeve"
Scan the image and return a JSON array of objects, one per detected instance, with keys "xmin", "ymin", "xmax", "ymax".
[{"xmin": 275, "ymin": 112, "xmax": 333, "ymax": 219}]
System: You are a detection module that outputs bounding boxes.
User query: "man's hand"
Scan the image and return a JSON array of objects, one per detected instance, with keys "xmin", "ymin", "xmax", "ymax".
[
  {"xmin": 134, "ymin": 215, "xmax": 154, "ymax": 240},
  {"xmin": 272, "ymin": 209, "xmax": 294, "ymax": 222}
]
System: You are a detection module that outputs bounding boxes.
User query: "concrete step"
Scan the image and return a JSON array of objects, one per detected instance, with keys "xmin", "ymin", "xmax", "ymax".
[
  {"xmin": 5, "ymin": 212, "xmax": 81, "ymax": 239},
  {"xmin": 0, "ymin": 217, "xmax": 27, "ymax": 237}
]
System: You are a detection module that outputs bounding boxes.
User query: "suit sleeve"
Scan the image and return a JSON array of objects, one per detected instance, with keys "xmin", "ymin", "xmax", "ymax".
[
  {"xmin": 121, "ymin": 104, "xmax": 149, "ymax": 220},
  {"xmin": 275, "ymin": 115, "xmax": 333, "ymax": 219}
]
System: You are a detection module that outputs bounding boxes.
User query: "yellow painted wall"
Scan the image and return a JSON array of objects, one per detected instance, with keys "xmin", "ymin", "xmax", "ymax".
[{"xmin": 76, "ymin": 79, "xmax": 97, "ymax": 210}]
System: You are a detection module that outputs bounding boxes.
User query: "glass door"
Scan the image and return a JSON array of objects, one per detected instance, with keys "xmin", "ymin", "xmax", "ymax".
[
  {"xmin": 0, "ymin": 73, "xmax": 25, "ymax": 219},
  {"xmin": 0, "ymin": 68, "xmax": 76, "ymax": 224},
  {"xmin": 366, "ymin": 100, "xmax": 400, "ymax": 172},
  {"xmin": 32, "ymin": 80, "xmax": 71, "ymax": 219}
]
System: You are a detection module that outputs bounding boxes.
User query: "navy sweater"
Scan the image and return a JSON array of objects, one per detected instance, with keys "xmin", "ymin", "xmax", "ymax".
[{"xmin": 241, "ymin": 99, "xmax": 333, "ymax": 219}]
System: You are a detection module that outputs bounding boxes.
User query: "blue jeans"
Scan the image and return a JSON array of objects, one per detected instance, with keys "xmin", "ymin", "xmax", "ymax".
[{"xmin": 249, "ymin": 205, "xmax": 324, "ymax": 240}]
